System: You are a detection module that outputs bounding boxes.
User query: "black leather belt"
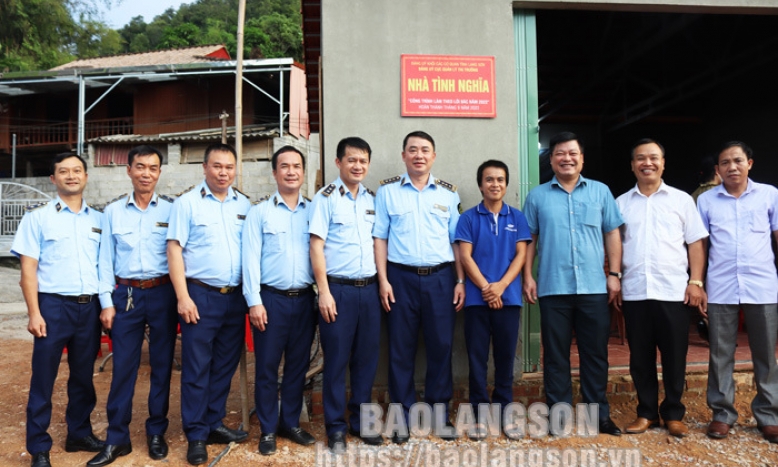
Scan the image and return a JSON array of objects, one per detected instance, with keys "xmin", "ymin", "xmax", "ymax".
[
  {"xmin": 116, "ymin": 274, "xmax": 171, "ymax": 289},
  {"xmin": 187, "ymin": 279, "xmax": 240, "ymax": 294},
  {"xmin": 327, "ymin": 275, "xmax": 377, "ymax": 287},
  {"xmin": 388, "ymin": 261, "xmax": 453, "ymax": 276},
  {"xmin": 52, "ymin": 294, "xmax": 96, "ymax": 304},
  {"xmin": 261, "ymin": 284, "xmax": 313, "ymax": 297}
]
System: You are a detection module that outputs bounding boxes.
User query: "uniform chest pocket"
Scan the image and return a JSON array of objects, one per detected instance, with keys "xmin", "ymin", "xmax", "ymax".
[
  {"xmin": 262, "ymin": 224, "xmax": 286, "ymax": 251},
  {"xmin": 190, "ymin": 215, "xmax": 219, "ymax": 245},
  {"xmin": 430, "ymin": 205, "xmax": 451, "ymax": 231},
  {"xmin": 114, "ymin": 226, "xmax": 139, "ymax": 250},
  {"xmin": 388, "ymin": 208, "xmax": 413, "ymax": 234},
  {"xmin": 42, "ymin": 229, "xmax": 69, "ymax": 261},
  {"xmin": 151, "ymin": 227, "xmax": 168, "ymax": 254}
]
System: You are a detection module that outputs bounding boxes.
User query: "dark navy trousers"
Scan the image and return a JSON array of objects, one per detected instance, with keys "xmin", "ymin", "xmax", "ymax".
[
  {"xmin": 319, "ymin": 282, "xmax": 380, "ymax": 437},
  {"xmin": 253, "ymin": 289, "xmax": 316, "ymax": 434},
  {"xmin": 539, "ymin": 294, "xmax": 611, "ymax": 420},
  {"xmin": 386, "ymin": 263, "xmax": 456, "ymax": 423},
  {"xmin": 180, "ymin": 284, "xmax": 246, "ymax": 441},
  {"xmin": 105, "ymin": 283, "xmax": 178, "ymax": 445},
  {"xmin": 27, "ymin": 293, "xmax": 101, "ymax": 455},
  {"xmin": 464, "ymin": 305, "xmax": 521, "ymax": 409}
]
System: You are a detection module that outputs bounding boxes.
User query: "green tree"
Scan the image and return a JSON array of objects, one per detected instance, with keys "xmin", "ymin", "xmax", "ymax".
[{"xmin": 159, "ymin": 22, "xmax": 201, "ymax": 49}]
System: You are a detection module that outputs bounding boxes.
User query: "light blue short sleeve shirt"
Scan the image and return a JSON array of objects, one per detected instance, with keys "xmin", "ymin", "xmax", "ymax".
[
  {"xmin": 308, "ymin": 178, "xmax": 376, "ymax": 279},
  {"xmin": 523, "ymin": 175, "xmax": 624, "ymax": 297},
  {"xmin": 373, "ymin": 173, "xmax": 460, "ymax": 266}
]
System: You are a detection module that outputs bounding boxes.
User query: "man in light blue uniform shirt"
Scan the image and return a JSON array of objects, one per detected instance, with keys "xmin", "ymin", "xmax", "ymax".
[
  {"xmin": 243, "ymin": 146, "xmax": 317, "ymax": 456},
  {"xmin": 12, "ymin": 153, "xmax": 105, "ymax": 467},
  {"xmin": 374, "ymin": 131, "xmax": 465, "ymax": 443},
  {"xmin": 309, "ymin": 137, "xmax": 383, "ymax": 452},
  {"xmin": 522, "ymin": 131, "xmax": 624, "ymax": 436},
  {"xmin": 88, "ymin": 146, "xmax": 177, "ymax": 466},
  {"xmin": 698, "ymin": 141, "xmax": 778, "ymax": 443},
  {"xmin": 167, "ymin": 143, "xmax": 251, "ymax": 466}
]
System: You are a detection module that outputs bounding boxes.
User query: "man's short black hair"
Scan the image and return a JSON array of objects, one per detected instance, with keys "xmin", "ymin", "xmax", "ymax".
[
  {"xmin": 549, "ymin": 131, "xmax": 584, "ymax": 154},
  {"xmin": 50, "ymin": 152, "xmax": 87, "ymax": 175},
  {"xmin": 203, "ymin": 143, "xmax": 237, "ymax": 164},
  {"xmin": 719, "ymin": 141, "xmax": 753, "ymax": 161},
  {"xmin": 271, "ymin": 145, "xmax": 305, "ymax": 171},
  {"xmin": 630, "ymin": 138, "xmax": 665, "ymax": 160},
  {"xmin": 336, "ymin": 137, "xmax": 372, "ymax": 161},
  {"xmin": 476, "ymin": 159, "xmax": 510, "ymax": 187},
  {"xmin": 402, "ymin": 131, "xmax": 435, "ymax": 151},
  {"xmin": 128, "ymin": 145, "xmax": 163, "ymax": 166}
]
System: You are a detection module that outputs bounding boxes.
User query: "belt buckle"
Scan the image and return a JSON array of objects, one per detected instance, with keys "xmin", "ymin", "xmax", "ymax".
[
  {"xmin": 287, "ymin": 290, "xmax": 300, "ymax": 297},
  {"xmin": 219, "ymin": 286, "xmax": 235, "ymax": 294},
  {"xmin": 354, "ymin": 279, "xmax": 366, "ymax": 287},
  {"xmin": 139, "ymin": 279, "xmax": 153, "ymax": 289},
  {"xmin": 77, "ymin": 295, "xmax": 91, "ymax": 304},
  {"xmin": 417, "ymin": 267, "xmax": 431, "ymax": 275}
]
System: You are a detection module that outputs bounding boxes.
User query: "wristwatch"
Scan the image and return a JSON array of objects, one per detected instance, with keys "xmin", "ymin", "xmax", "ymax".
[
  {"xmin": 456, "ymin": 278, "xmax": 465, "ymax": 285},
  {"xmin": 609, "ymin": 271, "xmax": 622, "ymax": 280},
  {"xmin": 688, "ymin": 280, "xmax": 704, "ymax": 288}
]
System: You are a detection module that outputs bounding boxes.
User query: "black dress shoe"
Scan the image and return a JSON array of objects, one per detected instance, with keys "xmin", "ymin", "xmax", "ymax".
[
  {"xmin": 86, "ymin": 444, "xmax": 132, "ymax": 466},
  {"xmin": 186, "ymin": 440, "xmax": 208, "ymax": 465},
  {"xmin": 599, "ymin": 418, "xmax": 622, "ymax": 436},
  {"xmin": 65, "ymin": 433, "xmax": 106, "ymax": 452},
  {"xmin": 278, "ymin": 426, "xmax": 316, "ymax": 446},
  {"xmin": 328, "ymin": 432, "xmax": 347, "ymax": 453},
  {"xmin": 206, "ymin": 425, "xmax": 248, "ymax": 444},
  {"xmin": 391, "ymin": 432, "xmax": 410, "ymax": 444},
  {"xmin": 30, "ymin": 451, "xmax": 50, "ymax": 467},
  {"xmin": 147, "ymin": 434, "xmax": 168, "ymax": 460},
  {"xmin": 348, "ymin": 428, "xmax": 385, "ymax": 446},
  {"xmin": 259, "ymin": 433, "xmax": 277, "ymax": 456}
]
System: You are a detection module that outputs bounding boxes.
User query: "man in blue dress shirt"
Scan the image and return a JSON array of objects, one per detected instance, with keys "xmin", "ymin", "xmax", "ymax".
[
  {"xmin": 87, "ymin": 146, "xmax": 177, "ymax": 466},
  {"xmin": 374, "ymin": 131, "xmax": 465, "ymax": 443},
  {"xmin": 243, "ymin": 146, "xmax": 317, "ymax": 456},
  {"xmin": 309, "ymin": 137, "xmax": 383, "ymax": 452},
  {"xmin": 12, "ymin": 153, "xmax": 106, "ymax": 467},
  {"xmin": 167, "ymin": 143, "xmax": 251, "ymax": 465},
  {"xmin": 522, "ymin": 132, "xmax": 624, "ymax": 436},
  {"xmin": 455, "ymin": 159, "xmax": 531, "ymax": 440}
]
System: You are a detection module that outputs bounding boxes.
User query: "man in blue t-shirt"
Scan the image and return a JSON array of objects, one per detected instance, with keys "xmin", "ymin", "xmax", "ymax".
[{"xmin": 455, "ymin": 159, "xmax": 531, "ymax": 440}]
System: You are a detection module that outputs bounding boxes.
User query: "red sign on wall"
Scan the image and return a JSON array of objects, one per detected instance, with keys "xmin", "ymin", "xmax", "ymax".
[{"xmin": 401, "ymin": 54, "xmax": 496, "ymax": 118}]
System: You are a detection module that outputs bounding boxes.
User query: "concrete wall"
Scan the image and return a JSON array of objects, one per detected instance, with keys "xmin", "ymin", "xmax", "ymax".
[{"xmin": 319, "ymin": 0, "xmax": 521, "ymax": 389}]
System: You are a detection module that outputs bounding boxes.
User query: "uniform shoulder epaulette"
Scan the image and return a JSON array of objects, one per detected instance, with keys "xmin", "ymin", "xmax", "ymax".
[
  {"xmin": 321, "ymin": 183, "xmax": 336, "ymax": 197},
  {"xmin": 380, "ymin": 176, "xmax": 401, "ymax": 186},
  {"xmin": 435, "ymin": 178, "xmax": 458, "ymax": 192},
  {"xmin": 105, "ymin": 193, "xmax": 128, "ymax": 207},
  {"xmin": 25, "ymin": 201, "xmax": 48, "ymax": 212},
  {"xmin": 175, "ymin": 185, "xmax": 196, "ymax": 197},
  {"xmin": 233, "ymin": 186, "xmax": 250, "ymax": 199},
  {"xmin": 88, "ymin": 203, "xmax": 104, "ymax": 213},
  {"xmin": 159, "ymin": 194, "xmax": 174, "ymax": 203},
  {"xmin": 253, "ymin": 194, "xmax": 270, "ymax": 205},
  {"xmin": 303, "ymin": 196, "xmax": 312, "ymax": 203},
  {"xmin": 366, "ymin": 187, "xmax": 375, "ymax": 196}
]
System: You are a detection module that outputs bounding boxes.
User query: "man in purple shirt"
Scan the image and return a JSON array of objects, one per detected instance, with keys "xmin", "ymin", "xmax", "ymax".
[{"xmin": 697, "ymin": 141, "xmax": 778, "ymax": 443}]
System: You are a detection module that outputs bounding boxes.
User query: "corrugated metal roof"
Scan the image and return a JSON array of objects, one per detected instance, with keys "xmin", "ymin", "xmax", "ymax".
[
  {"xmin": 51, "ymin": 45, "xmax": 230, "ymax": 71},
  {"xmin": 89, "ymin": 125, "xmax": 279, "ymax": 143}
]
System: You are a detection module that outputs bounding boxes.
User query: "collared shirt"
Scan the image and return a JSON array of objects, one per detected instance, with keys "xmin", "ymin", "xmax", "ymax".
[
  {"xmin": 167, "ymin": 181, "xmax": 250, "ymax": 287},
  {"xmin": 697, "ymin": 180, "xmax": 778, "ymax": 304},
  {"xmin": 373, "ymin": 172, "xmax": 460, "ymax": 266},
  {"xmin": 523, "ymin": 175, "xmax": 623, "ymax": 297},
  {"xmin": 98, "ymin": 192, "xmax": 173, "ymax": 308},
  {"xmin": 11, "ymin": 196, "xmax": 103, "ymax": 295},
  {"xmin": 616, "ymin": 182, "xmax": 708, "ymax": 302},
  {"xmin": 308, "ymin": 177, "xmax": 376, "ymax": 279},
  {"xmin": 242, "ymin": 192, "xmax": 313, "ymax": 307},
  {"xmin": 455, "ymin": 201, "xmax": 532, "ymax": 307}
]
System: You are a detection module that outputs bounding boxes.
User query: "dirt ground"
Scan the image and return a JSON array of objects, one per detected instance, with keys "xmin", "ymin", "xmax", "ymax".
[{"xmin": 1, "ymin": 263, "xmax": 778, "ymax": 466}]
